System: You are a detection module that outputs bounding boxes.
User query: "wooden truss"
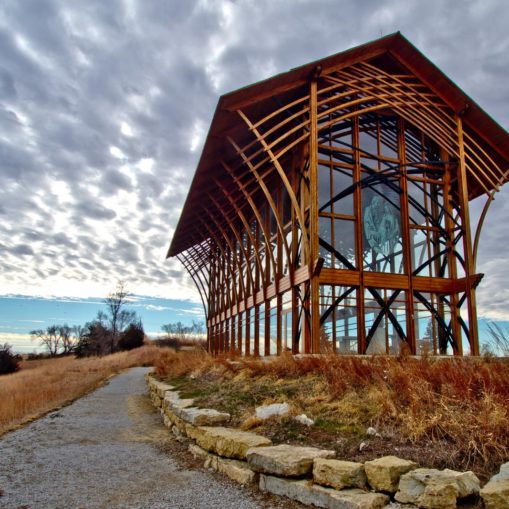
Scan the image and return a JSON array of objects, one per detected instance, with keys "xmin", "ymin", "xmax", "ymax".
[{"xmin": 168, "ymin": 33, "xmax": 509, "ymax": 356}]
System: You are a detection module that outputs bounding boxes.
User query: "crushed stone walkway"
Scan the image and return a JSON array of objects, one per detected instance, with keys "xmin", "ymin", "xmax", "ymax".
[{"xmin": 0, "ymin": 367, "xmax": 298, "ymax": 509}]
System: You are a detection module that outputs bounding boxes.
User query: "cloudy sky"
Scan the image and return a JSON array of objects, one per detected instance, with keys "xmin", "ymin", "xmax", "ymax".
[{"xmin": 1, "ymin": 0, "xmax": 509, "ymax": 327}]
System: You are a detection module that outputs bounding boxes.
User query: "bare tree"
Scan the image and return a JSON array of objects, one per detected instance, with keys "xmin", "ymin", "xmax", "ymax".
[
  {"xmin": 30, "ymin": 324, "xmax": 79, "ymax": 356},
  {"xmin": 59, "ymin": 324, "xmax": 77, "ymax": 354},
  {"xmin": 104, "ymin": 281, "xmax": 136, "ymax": 353},
  {"xmin": 30, "ymin": 326, "xmax": 60, "ymax": 356}
]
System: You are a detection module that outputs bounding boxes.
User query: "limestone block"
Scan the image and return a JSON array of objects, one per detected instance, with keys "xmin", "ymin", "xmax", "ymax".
[
  {"xmin": 442, "ymin": 469, "xmax": 480, "ymax": 498},
  {"xmin": 184, "ymin": 423, "xmax": 200, "ymax": 440},
  {"xmin": 165, "ymin": 398, "xmax": 195, "ymax": 417},
  {"xmin": 194, "ymin": 426, "xmax": 272, "ymax": 459},
  {"xmin": 178, "ymin": 407, "xmax": 231, "ymax": 426},
  {"xmin": 188, "ymin": 443, "xmax": 209, "ymax": 461},
  {"xmin": 164, "ymin": 390, "xmax": 182, "ymax": 402},
  {"xmin": 259, "ymin": 476, "xmax": 325, "ymax": 507},
  {"xmin": 215, "ymin": 457, "xmax": 257, "ymax": 485},
  {"xmin": 395, "ymin": 468, "xmax": 480, "ymax": 509},
  {"xmin": 246, "ymin": 444, "xmax": 335, "ymax": 477},
  {"xmin": 364, "ymin": 456, "xmax": 418, "ymax": 493},
  {"xmin": 480, "ymin": 462, "xmax": 509, "ymax": 509},
  {"xmin": 148, "ymin": 378, "xmax": 175, "ymax": 398},
  {"xmin": 171, "ymin": 425, "xmax": 186, "ymax": 442},
  {"xmin": 313, "ymin": 485, "xmax": 389, "ymax": 509},
  {"xmin": 162, "ymin": 405, "xmax": 177, "ymax": 424},
  {"xmin": 259, "ymin": 475, "xmax": 388, "ymax": 509},
  {"xmin": 204, "ymin": 453, "xmax": 218, "ymax": 470},
  {"xmin": 255, "ymin": 403, "xmax": 290, "ymax": 420},
  {"xmin": 164, "ymin": 412, "xmax": 187, "ymax": 434},
  {"xmin": 313, "ymin": 458, "xmax": 367, "ymax": 490}
]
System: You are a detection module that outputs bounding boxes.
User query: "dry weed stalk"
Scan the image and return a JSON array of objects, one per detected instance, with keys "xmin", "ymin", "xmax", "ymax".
[{"xmin": 156, "ymin": 350, "xmax": 509, "ymax": 475}]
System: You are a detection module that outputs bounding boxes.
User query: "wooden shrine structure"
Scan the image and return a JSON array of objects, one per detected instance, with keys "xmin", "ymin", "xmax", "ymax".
[{"xmin": 168, "ymin": 33, "xmax": 509, "ymax": 356}]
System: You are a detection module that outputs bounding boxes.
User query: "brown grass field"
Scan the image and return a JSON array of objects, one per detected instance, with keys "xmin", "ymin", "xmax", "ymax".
[
  {"xmin": 154, "ymin": 349, "xmax": 509, "ymax": 480},
  {"xmin": 0, "ymin": 345, "xmax": 161, "ymax": 436}
]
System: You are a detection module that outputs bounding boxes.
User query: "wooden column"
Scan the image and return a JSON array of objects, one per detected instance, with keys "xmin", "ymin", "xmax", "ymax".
[
  {"xmin": 398, "ymin": 119, "xmax": 416, "ymax": 353},
  {"xmin": 456, "ymin": 116, "xmax": 479, "ymax": 355},
  {"xmin": 309, "ymin": 73, "xmax": 321, "ymax": 353},
  {"xmin": 353, "ymin": 115, "xmax": 366, "ymax": 353},
  {"xmin": 442, "ymin": 149, "xmax": 462, "ymax": 355}
]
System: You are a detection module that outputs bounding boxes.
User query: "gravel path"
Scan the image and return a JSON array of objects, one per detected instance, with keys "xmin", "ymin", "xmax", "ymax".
[{"xmin": 0, "ymin": 367, "xmax": 299, "ymax": 509}]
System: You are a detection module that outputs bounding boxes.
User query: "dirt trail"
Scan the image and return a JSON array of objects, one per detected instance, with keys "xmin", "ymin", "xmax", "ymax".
[{"xmin": 0, "ymin": 367, "xmax": 297, "ymax": 509}]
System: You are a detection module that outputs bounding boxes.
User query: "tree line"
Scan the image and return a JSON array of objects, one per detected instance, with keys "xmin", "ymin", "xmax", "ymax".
[{"xmin": 29, "ymin": 281, "xmax": 144, "ymax": 358}]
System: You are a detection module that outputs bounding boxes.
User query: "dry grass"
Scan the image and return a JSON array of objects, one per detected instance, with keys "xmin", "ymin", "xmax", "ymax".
[
  {"xmin": 155, "ymin": 350, "xmax": 509, "ymax": 479},
  {"xmin": 0, "ymin": 345, "xmax": 162, "ymax": 436}
]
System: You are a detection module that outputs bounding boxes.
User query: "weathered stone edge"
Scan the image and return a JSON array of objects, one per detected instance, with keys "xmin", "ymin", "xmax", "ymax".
[{"xmin": 146, "ymin": 374, "xmax": 504, "ymax": 509}]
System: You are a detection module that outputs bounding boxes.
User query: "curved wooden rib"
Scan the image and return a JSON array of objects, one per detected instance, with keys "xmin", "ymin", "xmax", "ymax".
[
  {"xmin": 207, "ymin": 193, "xmax": 255, "ymax": 301},
  {"xmin": 227, "ymin": 135, "xmax": 294, "ymax": 284},
  {"xmin": 198, "ymin": 214, "xmax": 245, "ymax": 314},
  {"xmin": 210, "ymin": 182, "xmax": 262, "ymax": 300},
  {"xmin": 237, "ymin": 110, "xmax": 311, "ymax": 264},
  {"xmin": 221, "ymin": 160, "xmax": 277, "ymax": 291}
]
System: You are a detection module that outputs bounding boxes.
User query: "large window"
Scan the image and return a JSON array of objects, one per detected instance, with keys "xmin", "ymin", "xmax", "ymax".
[
  {"xmin": 365, "ymin": 288, "xmax": 407, "ymax": 355},
  {"xmin": 320, "ymin": 285, "xmax": 358, "ymax": 353}
]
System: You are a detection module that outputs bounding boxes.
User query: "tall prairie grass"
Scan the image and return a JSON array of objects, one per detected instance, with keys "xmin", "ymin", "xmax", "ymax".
[
  {"xmin": 0, "ymin": 345, "xmax": 161, "ymax": 436},
  {"xmin": 155, "ymin": 350, "xmax": 509, "ymax": 477}
]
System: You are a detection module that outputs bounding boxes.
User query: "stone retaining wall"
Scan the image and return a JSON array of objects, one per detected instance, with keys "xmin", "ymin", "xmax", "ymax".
[{"xmin": 146, "ymin": 373, "xmax": 508, "ymax": 509}]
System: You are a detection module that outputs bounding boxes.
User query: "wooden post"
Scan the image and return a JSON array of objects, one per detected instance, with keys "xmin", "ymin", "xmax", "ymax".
[
  {"xmin": 442, "ymin": 149, "xmax": 462, "ymax": 355},
  {"xmin": 309, "ymin": 72, "xmax": 321, "ymax": 353},
  {"xmin": 353, "ymin": 115, "xmax": 366, "ymax": 353},
  {"xmin": 456, "ymin": 116, "xmax": 479, "ymax": 355},
  {"xmin": 398, "ymin": 119, "xmax": 416, "ymax": 354}
]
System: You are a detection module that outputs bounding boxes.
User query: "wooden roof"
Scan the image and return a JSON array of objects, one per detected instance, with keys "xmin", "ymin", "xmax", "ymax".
[{"xmin": 168, "ymin": 32, "xmax": 509, "ymax": 257}]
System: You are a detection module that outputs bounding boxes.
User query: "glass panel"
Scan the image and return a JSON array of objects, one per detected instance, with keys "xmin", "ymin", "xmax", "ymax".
[
  {"xmin": 269, "ymin": 297, "xmax": 277, "ymax": 355},
  {"xmin": 319, "ymin": 285, "xmax": 358, "ymax": 353},
  {"xmin": 413, "ymin": 292, "xmax": 453, "ymax": 355},
  {"xmin": 258, "ymin": 306, "xmax": 264, "ymax": 356},
  {"xmin": 331, "ymin": 120, "xmax": 352, "ymax": 149},
  {"xmin": 319, "ymin": 285, "xmax": 334, "ymax": 351},
  {"xmin": 249, "ymin": 307, "xmax": 255, "ymax": 356},
  {"xmin": 319, "ymin": 216, "xmax": 333, "ymax": 268},
  {"xmin": 407, "ymin": 179, "xmax": 427, "ymax": 227},
  {"xmin": 365, "ymin": 288, "xmax": 407, "ymax": 355},
  {"xmin": 379, "ymin": 118, "xmax": 399, "ymax": 159},
  {"xmin": 237, "ymin": 312, "xmax": 243, "ymax": 354},
  {"xmin": 332, "ymin": 167, "xmax": 353, "ymax": 216},
  {"xmin": 333, "ymin": 219, "xmax": 356, "ymax": 269},
  {"xmin": 282, "ymin": 291, "xmax": 292, "ymax": 352},
  {"xmin": 318, "ymin": 164, "xmax": 331, "ymax": 213},
  {"xmin": 362, "ymin": 182, "xmax": 403, "ymax": 273},
  {"xmin": 359, "ymin": 128, "xmax": 378, "ymax": 156},
  {"xmin": 410, "ymin": 227, "xmax": 448, "ymax": 278}
]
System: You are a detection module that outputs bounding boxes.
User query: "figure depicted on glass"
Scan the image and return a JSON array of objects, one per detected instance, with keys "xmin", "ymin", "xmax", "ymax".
[{"xmin": 363, "ymin": 195, "xmax": 400, "ymax": 256}]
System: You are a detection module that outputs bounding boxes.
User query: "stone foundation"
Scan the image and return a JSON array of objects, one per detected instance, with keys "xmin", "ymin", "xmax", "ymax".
[{"xmin": 146, "ymin": 373, "xmax": 506, "ymax": 508}]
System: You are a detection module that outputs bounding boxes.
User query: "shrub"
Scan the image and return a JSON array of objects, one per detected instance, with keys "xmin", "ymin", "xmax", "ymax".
[
  {"xmin": 0, "ymin": 343, "xmax": 21, "ymax": 375},
  {"xmin": 74, "ymin": 322, "xmax": 111, "ymax": 357},
  {"xmin": 118, "ymin": 322, "xmax": 145, "ymax": 351},
  {"xmin": 155, "ymin": 336, "xmax": 207, "ymax": 351}
]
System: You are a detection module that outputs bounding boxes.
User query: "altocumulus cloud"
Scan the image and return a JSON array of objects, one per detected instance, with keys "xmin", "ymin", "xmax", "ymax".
[{"xmin": 0, "ymin": 0, "xmax": 508, "ymax": 319}]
